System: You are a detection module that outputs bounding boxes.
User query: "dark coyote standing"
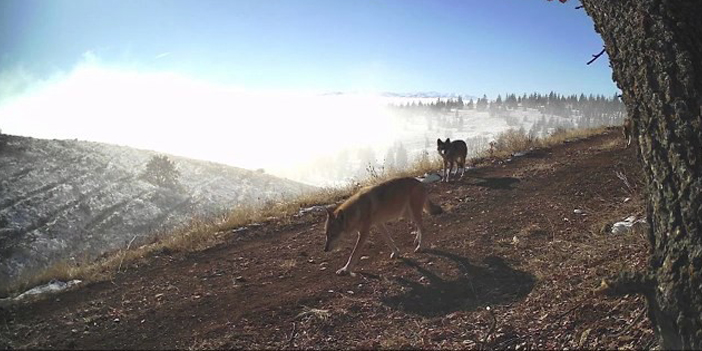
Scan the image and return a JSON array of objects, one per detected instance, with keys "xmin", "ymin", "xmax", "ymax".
[
  {"xmin": 323, "ymin": 177, "xmax": 443, "ymax": 276},
  {"xmin": 437, "ymin": 138, "xmax": 467, "ymax": 182}
]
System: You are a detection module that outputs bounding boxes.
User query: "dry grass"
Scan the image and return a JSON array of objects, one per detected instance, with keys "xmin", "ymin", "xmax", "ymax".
[
  {"xmin": 519, "ymin": 224, "xmax": 548, "ymax": 238},
  {"xmin": 545, "ymin": 126, "xmax": 609, "ymax": 146},
  {"xmin": 481, "ymin": 126, "xmax": 610, "ymax": 160},
  {"xmin": 596, "ymin": 138, "xmax": 623, "ymax": 151},
  {"xmin": 587, "ymin": 166, "xmax": 647, "ymax": 240},
  {"xmin": 1, "ymin": 184, "xmax": 359, "ymax": 296},
  {"xmin": 296, "ymin": 305, "xmax": 332, "ymax": 321},
  {"xmin": 14, "ymin": 261, "xmax": 86, "ymax": 286},
  {"xmin": 2, "ymin": 126, "xmax": 614, "ymax": 298},
  {"xmin": 491, "ymin": 129, "xmax": 540, "ymax": 157},
  {"xmin": 379, "ymin": 331, "xmax": 416, "ymax": 349},
  {"xmin": 470, "ymin": 126, "xmax": 610, "ymax": 167},
  {"xmin": 188, "ymin": 338, "xmax": 226, "ymax": 351},
  {"xmin": 280, "ymin": 259, "xmax": 297, "ymax": 271}
]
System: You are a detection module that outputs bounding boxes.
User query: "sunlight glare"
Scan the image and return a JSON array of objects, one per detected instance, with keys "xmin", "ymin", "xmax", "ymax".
[{"xmin": 0, "ymin": 64, "xmax": 396, "ymax": 179}]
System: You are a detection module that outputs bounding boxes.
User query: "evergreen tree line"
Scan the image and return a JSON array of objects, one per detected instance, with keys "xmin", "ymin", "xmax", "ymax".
[{"xmin": 391, "ymin": 92, "xmax": 625, "ymax": 119}]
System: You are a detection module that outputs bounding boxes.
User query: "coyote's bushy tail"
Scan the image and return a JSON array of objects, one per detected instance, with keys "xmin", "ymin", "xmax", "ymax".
[{"xmin": 424, "ymin": 199, "xmax": 443, "ymax": 215}]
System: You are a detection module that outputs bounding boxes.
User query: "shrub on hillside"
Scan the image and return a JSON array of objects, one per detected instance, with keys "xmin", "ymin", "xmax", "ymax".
[{"xmin": 141, "ymin": 155, "xmax": 181, "ymax": 189}]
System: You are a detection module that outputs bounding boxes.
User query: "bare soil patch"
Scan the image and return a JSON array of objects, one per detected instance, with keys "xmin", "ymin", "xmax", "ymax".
[{"xmin": 0, "ymin": 130, "xmax": 654, "ymax": 349}]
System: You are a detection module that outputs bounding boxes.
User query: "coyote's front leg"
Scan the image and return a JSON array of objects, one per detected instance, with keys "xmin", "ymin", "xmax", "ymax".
[
  {"xmin": 336, "ymin": 228, "xmax": 369, "ymax": 277},
  {"xmin": 443, "ymin": 159, "xmax": 451, "ymax": 182}
]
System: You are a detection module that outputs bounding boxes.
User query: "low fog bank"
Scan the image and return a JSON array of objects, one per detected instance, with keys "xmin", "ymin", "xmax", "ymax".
[
  {"xmin": 281, "ymin": 93, "xmax": 626, "ymax": 186},
  {"xmin": 0, "ymin": 63, "xmax": 624, "ymax": 187}
]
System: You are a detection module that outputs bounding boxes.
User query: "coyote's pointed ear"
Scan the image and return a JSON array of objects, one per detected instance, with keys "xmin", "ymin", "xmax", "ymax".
[
  {"xmin": 437, "ymin": 138, "xmax": 442, "ymax": 146},
  {"xmin": 446, "ymin": 138, "xmax": 451, "ymax": 143}
]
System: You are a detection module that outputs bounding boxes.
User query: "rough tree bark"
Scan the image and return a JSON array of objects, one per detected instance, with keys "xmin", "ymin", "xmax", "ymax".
[{"xmin": 581, "ymin": 0, "xmax": 702, "ymax": 348}]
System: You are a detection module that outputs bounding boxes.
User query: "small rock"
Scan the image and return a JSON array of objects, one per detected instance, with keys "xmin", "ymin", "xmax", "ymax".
[
  {"xmin": 113, "ymin": 318, "xmax": 120, "ymax": 323},
  {"xmin": 360, "ymin": 256, "xmax": 370, "ymax": 261}
]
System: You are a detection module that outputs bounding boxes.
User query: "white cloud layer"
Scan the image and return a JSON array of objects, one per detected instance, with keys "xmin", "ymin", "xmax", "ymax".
[{"xmin": 0, "ymin": 53, "xmax": 398, "ymax": 175}]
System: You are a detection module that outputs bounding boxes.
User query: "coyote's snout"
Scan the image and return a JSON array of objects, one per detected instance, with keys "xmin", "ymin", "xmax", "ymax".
[
  {"xmin": 622, "ymin": 117, "xmax": 633, "ymax": 148},
  {"xmin": 323, "ymin": 177, "xmax": 442, "ymax": 276},
  {"xmin": 437, "ymin": 138, "xmax": 468, "ymax": 182}
]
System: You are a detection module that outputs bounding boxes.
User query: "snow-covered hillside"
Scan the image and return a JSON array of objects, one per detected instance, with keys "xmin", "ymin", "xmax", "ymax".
[{"xmin": 0, "ymin": 135, "xmax": 314, "ymax": 286}]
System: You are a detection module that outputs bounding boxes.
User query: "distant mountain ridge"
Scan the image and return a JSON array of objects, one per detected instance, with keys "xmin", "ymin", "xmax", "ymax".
[
  {"xmin": 380, "ymin": 91, "xmax": 478, "ymax": 100},
  {"xmin": 319, "ymin": 91, "xmax": 478, "ymax": 100},
  {"xmin": 0, "ymin": 134, "xmax": 315, "ymax": 286}
]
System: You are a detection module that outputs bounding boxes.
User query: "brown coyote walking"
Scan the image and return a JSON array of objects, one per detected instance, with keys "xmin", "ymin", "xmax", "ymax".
[
  {"xmin": 323, "ymin": 177, "xmax": 442, "ymax": 276},
  {"xmin": 437, "ymin": 138, "xmax": 467, "ymax": 182}
]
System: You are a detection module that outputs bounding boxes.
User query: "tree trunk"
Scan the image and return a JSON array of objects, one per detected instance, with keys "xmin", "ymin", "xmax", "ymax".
[{"xmin": 581, "ymin": 0, "xmax": 702, "ymax": 348}]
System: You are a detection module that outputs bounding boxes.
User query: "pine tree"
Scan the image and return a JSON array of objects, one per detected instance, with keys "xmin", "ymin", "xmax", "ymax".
[{"xmin": 141, "ymin": 155, "xmax": 180, "ymax": 189}]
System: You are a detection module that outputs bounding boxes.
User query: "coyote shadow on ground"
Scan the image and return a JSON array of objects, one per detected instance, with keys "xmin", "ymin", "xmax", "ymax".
[
  {"xmin": 382, "ymin": 249, "xmax": 535, "ymax": 317},
  {"xmin": 522, "ymin": 149, "xmax": 549, "ymax": 159},
  {"xmin": 472, "ymin": 176, "xmax": 520, "ymax": 190}
]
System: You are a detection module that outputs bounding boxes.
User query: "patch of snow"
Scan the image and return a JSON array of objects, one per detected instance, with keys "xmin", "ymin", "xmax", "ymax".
[
  {"xmin": 611, "ymin": 216, "xmax": 647, "ymax": 235},
  {"xmin": 297, "ymin": 205, "xmax": 326, "ymax": 217},
  {"xmin": 417, "ymin": 173, "xmax": 441, "ymax": 184},
  {"xmin": 15, "ymin": 279, "xmax": 82, "ymax": 301}
]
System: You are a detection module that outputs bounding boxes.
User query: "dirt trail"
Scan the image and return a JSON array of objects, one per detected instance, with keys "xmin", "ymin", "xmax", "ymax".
[{"xmin": 0, "ymin": 130, "xmax": 655, "ymax": 349}]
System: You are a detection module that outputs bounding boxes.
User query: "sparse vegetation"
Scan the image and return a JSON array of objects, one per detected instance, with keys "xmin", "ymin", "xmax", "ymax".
[
  {"xmin": 296, "ymin": 305, "xmax": 332, "ymax": 321},
  {"xmin": 2, "ymin": 128, "xmax": 653, "ymax": 349},
  {"xmin": 0, "ymin": 136, "xmax": 311, "ymax": 295},
  {"xmin": 0, "ymin": 185, "xmax": 354, "ymax": 296},
  {"xmin": 492, "ymin": 128, "xmax": 538, "ymax": 155},
  {"xmin": 473, "ymin": 125, "xmax": 609, "ymax": 163},
  {"xmin": 1, "ymin": 125, "xmax": 619, "ymax": 298}
]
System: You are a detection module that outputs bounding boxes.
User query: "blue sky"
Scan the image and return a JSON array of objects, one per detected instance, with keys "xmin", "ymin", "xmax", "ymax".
[{"xmin": 0, "ymin": 0, "xmax": 615, "ymax": 97}]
